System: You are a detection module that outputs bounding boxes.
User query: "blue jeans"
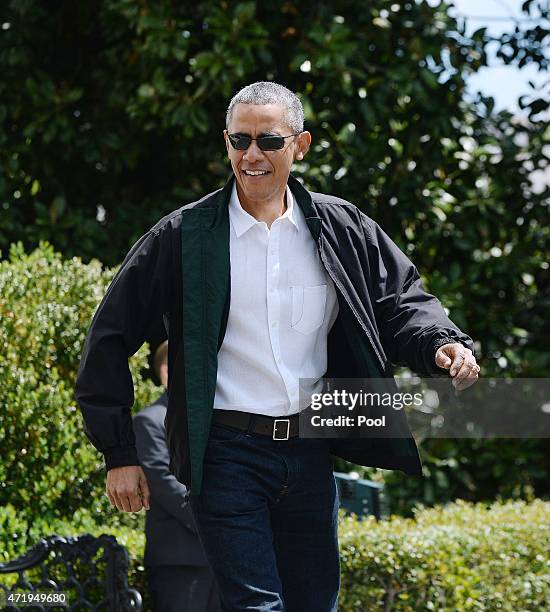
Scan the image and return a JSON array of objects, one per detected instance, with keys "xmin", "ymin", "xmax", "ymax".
[{"xmin": 189, "ymin": 423, "xmax": 340, "ymax": 612}]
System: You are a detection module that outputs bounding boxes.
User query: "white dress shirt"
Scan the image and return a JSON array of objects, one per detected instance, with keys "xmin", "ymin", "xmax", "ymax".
[{"xmin": 213, "ymin": 183, "xmax": 339, "ymax": 416}]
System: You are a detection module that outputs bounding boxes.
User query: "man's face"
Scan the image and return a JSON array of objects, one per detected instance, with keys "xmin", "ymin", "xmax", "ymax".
[{"xmin": 224, "ymin": 103, "xmax": 311, "ymax": 206}]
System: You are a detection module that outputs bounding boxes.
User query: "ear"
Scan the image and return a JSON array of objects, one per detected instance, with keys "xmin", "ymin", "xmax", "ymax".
[
  {"xmin": 294, "ymin": 131, "xmax": 312, "ymax": 161},
  {"xmin": 159, "ymin": 362, "xmax": 169, "ymax": 388},
  {"xmin": 223, "ymin": 129, "xmax": 230, "ymax": 154}
]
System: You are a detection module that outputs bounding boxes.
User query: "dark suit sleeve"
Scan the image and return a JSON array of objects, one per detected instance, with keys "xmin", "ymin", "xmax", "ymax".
[
  {"xmin": 133, "ymin": 412, "xmax": 195, "ymax": 532},
  {"xmin": 361, "ymin": 215, "xmax": 475, "ymax": 376},
  {"xmin": 74, "ymin": 225, "xmax": 172, "ymax": 471}
]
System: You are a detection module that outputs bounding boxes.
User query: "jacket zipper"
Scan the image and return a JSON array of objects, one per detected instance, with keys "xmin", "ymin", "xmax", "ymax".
[{"xmin": 318, "ymin": 243, "xmax": 386, "ymax": 372}]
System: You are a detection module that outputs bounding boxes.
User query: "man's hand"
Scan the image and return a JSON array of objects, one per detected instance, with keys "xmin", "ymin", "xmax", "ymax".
[
  {"xmin": 435, "ymin": 343, "xmax": 480, "ymax": 391},
  {"xmin": 106, "ymin": 465, "xmax": 150, "ymax": 512}
]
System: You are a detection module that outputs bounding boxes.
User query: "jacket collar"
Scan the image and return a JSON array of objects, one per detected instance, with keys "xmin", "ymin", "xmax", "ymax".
[
  {"xmin": 229, "ymin": 182, "xmax": 299, "ymax": 237},
  {"xmin": 287, "ymin": 173, "xmax": 322, "ymax": 241},
  {"xmin": 203, "ymin": 173, "xmax": 322, "ymax": 241},
  {"xmin": 156, "ymin": 391, "xmax": 168, "ymax": 408}
]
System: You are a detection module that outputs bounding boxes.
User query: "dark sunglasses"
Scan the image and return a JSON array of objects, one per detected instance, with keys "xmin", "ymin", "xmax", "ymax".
[{"xmin": 228, "ymin": 132, "xmax": 301, "ymax": 151}]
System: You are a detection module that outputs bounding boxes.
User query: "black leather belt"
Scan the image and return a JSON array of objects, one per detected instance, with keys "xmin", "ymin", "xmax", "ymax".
[{"xmin": 212, "ymin": 410, "xmax": 300, "ymax": 440}]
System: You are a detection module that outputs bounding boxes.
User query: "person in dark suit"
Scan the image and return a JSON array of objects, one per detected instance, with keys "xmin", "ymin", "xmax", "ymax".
[{"xmin": 133, "ymin": 340, "xmax": 221, "ymax": 612}]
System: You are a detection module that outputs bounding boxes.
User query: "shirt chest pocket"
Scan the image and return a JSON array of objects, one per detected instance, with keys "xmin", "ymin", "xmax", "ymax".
[{"xmin": 290, "ymin": 284, "xmax": 327, "ymax": 334}]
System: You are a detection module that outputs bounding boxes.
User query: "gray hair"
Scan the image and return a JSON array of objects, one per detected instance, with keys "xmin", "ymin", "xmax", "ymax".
[{"xmin": 226, "ymin": 82, "xmax": 304, "ymax": 133}]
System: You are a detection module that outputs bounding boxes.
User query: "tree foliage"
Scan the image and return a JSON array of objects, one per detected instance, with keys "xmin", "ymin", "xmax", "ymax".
[{"xmin": 1, "ymin": 0, "xmax": 547, "ymax": 373}]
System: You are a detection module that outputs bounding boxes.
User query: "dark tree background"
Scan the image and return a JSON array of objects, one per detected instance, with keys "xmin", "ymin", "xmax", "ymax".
[{"xmin": 1, "ymin": 0, "xmax": 548, "ymax": 513}]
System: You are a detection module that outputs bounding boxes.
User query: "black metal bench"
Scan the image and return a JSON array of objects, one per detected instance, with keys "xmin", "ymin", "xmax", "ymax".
[{"xmin": 0, "ymin": 534, "xmax": 142, "ymax": 611}]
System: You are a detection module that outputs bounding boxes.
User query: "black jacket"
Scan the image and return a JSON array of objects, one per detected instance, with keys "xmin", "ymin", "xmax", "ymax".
[{"xmin": 75, "ymin": 174, "xmax": 474, "ymax": 494}]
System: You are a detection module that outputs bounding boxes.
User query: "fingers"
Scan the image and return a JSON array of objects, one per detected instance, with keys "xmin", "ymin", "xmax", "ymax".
[
  {"xmin": 454, "ymin": 353, "xmax": 477, "ymax": 379},
  {"xmin": 449, "ymin": 350, "xmax": 467, "ymax": 376},
  {"xmin": 139, "ymin": 471, "xmax": 151, "ymax": 511},
  {"xmin": 128, "ymin": 492, "xmax": 144, "ymax": 513},
  {"xmin": 453, "ymin": 370, "xmax": 479, "ymax": 391},
  {"xmin": 106, "ymin": 488, "xmax": 116, "ymax": 508},
  {"xmin": 435, "ymin": 351, "xmax": 452, "ymax": 369},
  {"xmin": 437, "ymin": 343, "xmax": 480, "ymax": 391},
  {"xmin": 452, "ymin": 353, "xmax": 469, "ymax": 378},
  {"xmin": 435, "ymin": 344, "xmax": 453, "ymax": 369},
  {"xmin": 106, "ymin": 466, "xmax": 147, "ymax": 513},
  {"xmin": 112, "ymin": 490, "xmax": 129, "ymax": 512},
  {"xmin": 451, "ymin": 354, "xmax": 480, "ymax": 391},
  {"xmin": 110, "ymin": 488, "xmax": 143, "ymax": 512},
  {"xmin": 435, "ymin": 343, "xmax": 480, "ymax": 392}
]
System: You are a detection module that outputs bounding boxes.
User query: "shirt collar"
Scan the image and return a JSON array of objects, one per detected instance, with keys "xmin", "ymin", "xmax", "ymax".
[{"xmin": 229, "ymin": 181, "xmax": 299, "ymax": 238}]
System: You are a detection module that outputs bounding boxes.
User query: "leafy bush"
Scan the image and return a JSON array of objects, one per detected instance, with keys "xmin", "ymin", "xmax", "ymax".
[
  {"xmin": 0, "ymin": 242, "xmax": 159, "ymax": 524},
  {"xmin": 339, "ymin": 498, "xmax": 550, "ymax": 611},
  {"xmin": 1, "ymin": 499, "xmax": 547, "ymax": 611}
]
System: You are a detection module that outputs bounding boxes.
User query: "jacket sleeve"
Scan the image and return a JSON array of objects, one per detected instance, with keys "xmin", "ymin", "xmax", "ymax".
[
  {"xmin": 133, "ymin": 411, "xmax": 196, "ymax": 533},
  {"xmin": 74, "ymin": 225, "xmax": 172, "ymax": 471},
  {"xmin": 361, "ymin": 215, "xmax": 475, "ymax": 376}
]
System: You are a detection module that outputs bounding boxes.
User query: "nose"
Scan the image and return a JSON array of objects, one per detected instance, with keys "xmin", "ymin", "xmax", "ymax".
[{"xmin": 242, "ymin": 140, "xmax": 264, "ymax": 163}]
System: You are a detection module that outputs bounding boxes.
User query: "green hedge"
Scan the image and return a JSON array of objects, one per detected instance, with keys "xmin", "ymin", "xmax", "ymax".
[
  {"xmin": 1, "ymin": 499, "xmax": 548, "ymax": 611},
  {"xmin": 339, "ymin": 499, "xmax": 550, "ymax": 611},
  {"xmin": 0, "ymin": 242, "xmax": 159, "ymax": 524}
]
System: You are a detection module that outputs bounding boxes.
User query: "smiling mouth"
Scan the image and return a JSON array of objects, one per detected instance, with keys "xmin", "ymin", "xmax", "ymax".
[{"xmin": 242, "ymin": 169, "xmax": 270, "ymax": 176}]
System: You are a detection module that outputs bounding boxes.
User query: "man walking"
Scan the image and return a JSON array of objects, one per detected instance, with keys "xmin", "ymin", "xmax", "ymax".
[
  {"xmin": 134, "ymin": 340, "xmax": 220, "ymax": 612},
  {"xmin": 75, "ymin": 81, "xmax": 479, "ymax": 611}
]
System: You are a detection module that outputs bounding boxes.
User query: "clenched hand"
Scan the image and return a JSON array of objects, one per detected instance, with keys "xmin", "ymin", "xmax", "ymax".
[
  {"xmin": 106, "ymin": 465, "xmax": 150, "ymax": 512},
  {"xmin": 435, "ymin": 343, "xmax": 480, "ymax": 391}
]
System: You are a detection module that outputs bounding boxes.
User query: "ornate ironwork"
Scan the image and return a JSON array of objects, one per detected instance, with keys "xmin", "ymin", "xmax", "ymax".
[{"xmin": 0, "ymin": 533, "xmax": 142, "ymax": 611}]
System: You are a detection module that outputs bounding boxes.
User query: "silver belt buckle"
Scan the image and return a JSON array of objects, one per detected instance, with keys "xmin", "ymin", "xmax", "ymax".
[{"xmin": 273, "ymin": 419, "xmax": 290, "ymax": 440}]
